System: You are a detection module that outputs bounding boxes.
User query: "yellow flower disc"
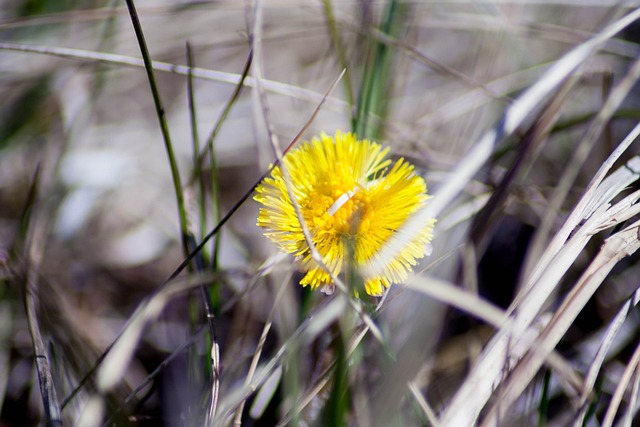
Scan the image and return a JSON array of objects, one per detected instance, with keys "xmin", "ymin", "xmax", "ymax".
[{"xmin": 254, "ymin": 131, "xmax": 435, "ymax": 296}]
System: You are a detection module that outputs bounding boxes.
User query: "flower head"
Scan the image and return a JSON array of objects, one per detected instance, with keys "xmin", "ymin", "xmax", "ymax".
[{"xmin": 254, "ymin": 131, "xmax": 434, "ymax": 296}]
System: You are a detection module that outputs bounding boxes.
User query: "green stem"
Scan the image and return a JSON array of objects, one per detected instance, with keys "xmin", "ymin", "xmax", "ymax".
[
  {"xmin": 538, "ymin": 369, "xmax": 551, "ymax": 427},
  {"xmin": 354, "ymin": 0, "xmax": 400, "ymax": 139},
  {"xmin": 186, "ymin": 41, "xmax": 209, "ymax": 265},
  {"xmin": 125, "ymin": 0, "xmax": 190, "ymax": 255}
]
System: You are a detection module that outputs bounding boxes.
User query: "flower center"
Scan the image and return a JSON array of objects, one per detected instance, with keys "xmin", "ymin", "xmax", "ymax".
[{"xmin": 304, "ymin": 178, "xmax": 372, "ymax": 237}]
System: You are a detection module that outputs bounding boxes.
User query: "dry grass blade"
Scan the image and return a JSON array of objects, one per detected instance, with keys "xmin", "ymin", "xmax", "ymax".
[
  {"xmin": 14, "ymin": 167, "xmax": 63, "ymax": 426},
  {"xmin": 602, "ymin": 338, "xmax": 640, "ymax": 427},
  {"xmin": 482, "ymin": 217, "xmax": 640, "ymax": 426},
  {"xmin": 249, "ymin": 366, "xmax": 283, "ymax": 420},
  {"xmin": 524, "ymin": 52, "xmax": 640, "ymax": 283},
  {"xmin": 76, "ymin": 397, "xmax": 105, "ymax": 427},
  {"xmin": 404, "ymin": 275, "xmax": 506, "ymax": 329},
  {"xmin": 0, "ymin": 42, "xmax": 345, "ymax": 108},
  {"xmin": 441, "ymin": 150, "xmax": 640, "ymax": 426},
  {"xmin": 574, "ymin": 287, "xmax": 640, "ymax": 426},
  {"xmin": 25, "ymin": 273, "xmax": 62, "ymax": 427},
  {"xmin": 534, "ymin": 106, "xmax": 640, "ymax": 268},
  {"xmin": 521, "ymin": 151, "xmax": 640, "ymax": 304},
  {"xmin": 470, "ymin": 77, "xmax": 576, "ymax": 252},
  {"xmin": 620, "ymin": 363, "xmax": 640, "ymax": 426},
  {"xmin": 408, "ymin": 380, "xmax": 440, "ymax": 427},
  {"xmin": 503, "ymin": 8, "xmax": 640, "ymax": 135}
]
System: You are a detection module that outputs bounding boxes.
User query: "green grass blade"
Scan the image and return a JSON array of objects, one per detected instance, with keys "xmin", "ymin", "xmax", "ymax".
[
  {"xmin": 124, "ymin": 0, "xmax": 190, "ymax": 257},
  {"xmin": 321, "ymin": 326, "xmax": 349, "ymax": 427},
  {"xmin": 354, "ymin": 0, "xmax": 403, "ymax": 139},
  {"xmin": 538, "ymin": 369, "xmax": 551, "ymax": 427}
]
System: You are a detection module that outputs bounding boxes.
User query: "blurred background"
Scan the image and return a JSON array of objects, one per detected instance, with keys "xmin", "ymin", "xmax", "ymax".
[{"xmin": 1, "ymin": 1, "xmax": 640, "ymax": 426}]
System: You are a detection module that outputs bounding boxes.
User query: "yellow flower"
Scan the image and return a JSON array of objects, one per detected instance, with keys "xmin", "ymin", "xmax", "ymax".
[{"xmin": 254, "ymin": 131, "xmax": 434, "ymax": 296}]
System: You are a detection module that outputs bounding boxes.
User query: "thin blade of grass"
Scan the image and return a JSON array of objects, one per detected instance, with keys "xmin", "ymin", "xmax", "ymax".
[
  {"xmin": 441, "ymin": 151, "xmax": 640, "ymax": 426},
  {"xmin": 407, "ymin": 380, "xmax": 440, "ymax": 427},
  {"xmin": 196, "ymin": 48, "xmax": 252, "ymax": 176},
  {"xmin": 249, "ymin": 366, "xmax": 283, "ymax": 420},
  {"xmin": 185, "ymin": 41, "xmax": 206, "ymax": 253},
  {"xmin": 321, "ymin": 329, "xmax": 349, "ymax": 427},
  {"xmin": 619, "ymin": 361, "xmax": 640, "ymax": 427},
  {"xmin": 482, "ymin": 217, "xmax": 640, "ymax": 426},
  {"xmin": 354, "ymin": 0, "xmax": 401, "ymax": 139},
  {"xmin": 0, "ymin": 42, "xmax": 346, "ymax": 109},
  {"xmin": 602, "ymin": 331, "xmax": 640, "ymax": 427},
  {"xmin": 124, "ymin": 0, "xmax": 190, "ymax": 258},
  {"xmin": 523, "ymin": 52, "xmax": 640, "ymax": 287},
  {"xmin": 18, "ymin": 166, "xmax": 63, "ymax": 426},
  {"xmin": 538, "ymin": 369, "xmax": 551, "ymax": 427},
  {"xmin": 404, "ymin": 275, "xmax": 506, "ymax": 328},
  {"xmin": 202, "ymin": 50, "xmax": 252, "ymax": 320},
  {"xmin": 574, "ymin": 287, "xmax": 640, "ymax": 426},
  {"xmin": 470, "ymin": 76, "xmax": 576, "ymax": 254}
]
